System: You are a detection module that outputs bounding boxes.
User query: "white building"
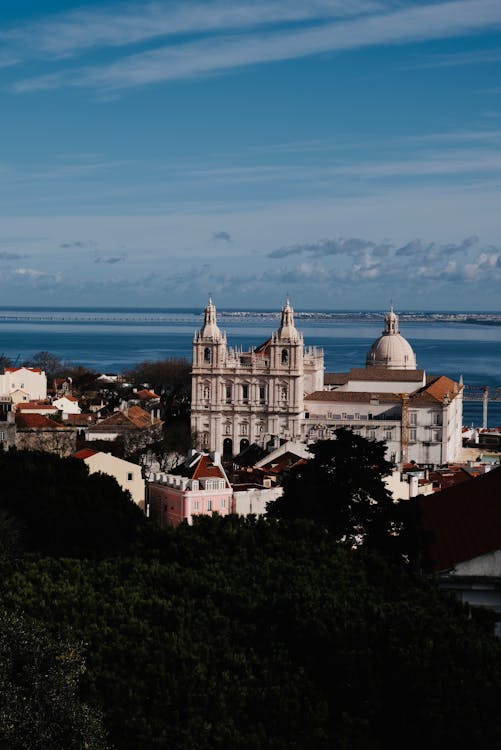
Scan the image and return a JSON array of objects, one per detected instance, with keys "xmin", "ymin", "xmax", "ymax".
[
  {"xmin": 191, "ymin": 300, "xmax": 463, "ymax": 466},
  {"xmin": 74, "ymin": 449, "xmax": 145, "ymax": 509},
  {"xmin": 53, "ymin": 395, "xmax": 81, "ymax": 416},
  {"xmin": 0, "ymin": 366, "xmax": 47, "ymax": 402}
]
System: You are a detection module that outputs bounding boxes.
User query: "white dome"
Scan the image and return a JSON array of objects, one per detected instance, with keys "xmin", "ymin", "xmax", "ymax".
[{"xmin": 366, "ymin": 308, "xmax": 416, "ymax": 370}]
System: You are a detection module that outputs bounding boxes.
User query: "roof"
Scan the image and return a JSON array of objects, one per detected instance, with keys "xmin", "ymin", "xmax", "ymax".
[
  {"xmin": 135, "ymin": 389, "xmax": 160, "ymax": 400},
  {"xmin": 73, "ymin": 448, "xmax": 98, "ymax": 460},
  {"xmin": 346, "ymin": 368, "xmax": 425, "ymax": 382},
  {"xmin": 324, "ymin": 373, "xmax": 349, "ymax": 386},
  {"xmin": 409, "ymin": 375, "xmax": 461, "ymax": 405},
  {"xmin": 128, "ymin": 405, "xmax": 162, "ymax": 428},
  {"xmin": 15, "ymin": 414, "xmax": 66, "ymax": 429},
  {"xmin": 65, "ymin": 413, "xmax": 96, "ymax": 426},
  {"xmin": 418, "ymin": 466, "xmax": 501, "ymax": 571},
  {"xmin": 16, "ymin": 402, "xmax": 56, "ymax": 411},
  {"xmin": 253, "ymin": 338, "xmax": 271, "ymax": 356},
  {"xmin": 175, "ymin": 452, "xmax": 228, "ymax": 483},
  {"xmin": 305, "ymin": 390, "xmax": 401, "ymax": 404},
  {"xmin": 5, "ymin": 366, "xmax": 43, "ymax": 374},
  {"xmin": 90, "ymin": 406, "xmax": 161, "ymax": 433}
]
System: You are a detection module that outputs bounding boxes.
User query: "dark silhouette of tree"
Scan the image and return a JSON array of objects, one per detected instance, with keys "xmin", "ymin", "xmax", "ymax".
[
  {"xmin": 123, "ymin": 358, "xmax": 191, "ymax": 417},
  {"xmin": 0, "ymin": 610, "xmax": 109, "ymax": 750},
  {"xmin": 267, "ymin": 428, "xmax": 399, "ymax": 554},
  {"xmin": 0, "ymin": 451, "xmax": 146, "ymax": 557},
  {"xmin": 2, "ymin": 516, "xmax": 501, "ymax": 750},
  {"xmin": 63, "ymin": 365, "xmax": 100, "ymax": 394},
  {"xmin": 25, "ymin": 350, "xmax": 65, "ymax": 378}
]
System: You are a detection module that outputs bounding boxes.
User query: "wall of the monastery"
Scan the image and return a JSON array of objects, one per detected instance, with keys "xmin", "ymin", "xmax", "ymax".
[
  {"xmin": 407, "ymin": 397, "xmax": 463, "ymax": 464},
  {"xmin": 336, "ymin": 379, "xmax": 423, "ymax": 394}
]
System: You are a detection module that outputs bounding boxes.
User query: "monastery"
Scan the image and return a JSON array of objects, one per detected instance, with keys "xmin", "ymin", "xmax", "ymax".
[{"xmin": 191, "ymin": 299, "xmax": 463, "ymax": 466}]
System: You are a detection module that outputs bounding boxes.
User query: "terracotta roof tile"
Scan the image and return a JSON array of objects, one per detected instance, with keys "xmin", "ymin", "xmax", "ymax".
[
  {"xmin": 347, "ymin": 368, "xmax": 425, "ymax": 382},
  {"xmin": 409, "ymin": 375, "xmax": 461, "ymax": 405},
  {"xmin": 73, "ymin": 449, "xmax": 98, "ymax": 460},
  {"xmin": 324, "ymin": 373, "xmax": 349, "ymax": 385},
  {"xmin": 15, "ymin": 414, "xmax": 65, "ymax": 429},
  {"xmin": 16, "ymin": 402, "xmax": 55, "ymax": 411}
]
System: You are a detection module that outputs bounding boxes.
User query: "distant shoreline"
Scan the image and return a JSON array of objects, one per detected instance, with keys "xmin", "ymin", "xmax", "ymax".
[{"xmin": 0, "ymin": 307, "xmax": 500, "ymax": 326}]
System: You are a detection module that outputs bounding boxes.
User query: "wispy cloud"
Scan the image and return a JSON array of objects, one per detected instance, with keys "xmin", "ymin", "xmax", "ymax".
[
  {"xmin": 0, "ymin": 251, "xmax": 28, "ymax": 260},
  {"xmin": 212, "ymin": 230, "xmax": 232, "ymax": 242},
  {"xmin": 93, "ymin": 254, "xmax": 127, "ymax": 264},
  {"xmin": 409, "ymin": 47, "xmax": 501, "ymax": 69},
  {"xmin": 11, "ymin": 0, "xmax": 501, "ymax": 93},
  {"xmin": 1, "ymin": 0, "xmax": 383, "ymax": 61}
]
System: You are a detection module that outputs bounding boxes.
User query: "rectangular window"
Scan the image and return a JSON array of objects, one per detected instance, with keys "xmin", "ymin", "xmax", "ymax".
[
  {"xmin": 242, "ymin": 384, "xmax": 249, "ymax": 402},
  {"xmin": 127, "ymin": 472, "xmax": 133, "ymax": 481},
  {"xmin": 194, "ymin": 500, "xmax": 199, "ymax": 511},
  {"xmin": 368, "ymin": 430, "xmax": 376, "ymax": 440},
  {"xmin": 0, "ymin": 431, "xmax": 4, "ymax": 441},
  {"xmin": 259, "ymin": 386, "xmax": 266, "ymax": 403},
  {"xmin": 409, "ymin": 429, "xmax": 417, "ymax": 442},
  {"xmin": 410, "ymin": 413, "xmax": 417, "ymax": 426},
  {"xmin": 434, "ymin": 430, "xmax": 442, "ymax": 442},
  {"xmin": 207, "ymin": 500, "xmax": 213, "ymax": 511},
  {"xmin": 221, "ymin": 498, "xmax": 226, "ymax": 508},
  {"xmin": 433, "ymin": 413, "xmax": 442, "ymax": 426},
  {"xmin": 225, "ymin": 385, "xmax": 232, "ymax": 403},
  {"xmin": 385, "ymin": 430, "xmax": 392, "ymax": 440}
]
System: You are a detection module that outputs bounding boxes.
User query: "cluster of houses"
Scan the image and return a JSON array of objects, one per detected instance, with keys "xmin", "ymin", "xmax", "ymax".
[{"xmin": 3, "ymin": 300, "xmax": 501, "ymax": 632}]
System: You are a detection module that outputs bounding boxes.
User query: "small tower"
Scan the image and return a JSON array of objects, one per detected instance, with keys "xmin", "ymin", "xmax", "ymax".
[
  {"xmin": 193, "ymin": 297, "xmax": 226, "ymax": 369},
  {"xmin": 270, "ymin": 298, "xmax": 303, "ymax": 371}
]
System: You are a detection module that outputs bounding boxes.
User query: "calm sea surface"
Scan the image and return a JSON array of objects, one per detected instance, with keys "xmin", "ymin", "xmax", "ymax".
[{"xmin": 0, "ymin": 306, "xmax": 500, "ymax": 427}]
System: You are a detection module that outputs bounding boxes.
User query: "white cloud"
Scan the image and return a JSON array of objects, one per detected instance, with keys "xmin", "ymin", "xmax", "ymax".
[
  {"xmin": 1, "ymin": 0, "xmax": 384, "ymax": 60},
  {"xmin": 11, "ymin": 0, "xmax": 501, "ymax": 92}
]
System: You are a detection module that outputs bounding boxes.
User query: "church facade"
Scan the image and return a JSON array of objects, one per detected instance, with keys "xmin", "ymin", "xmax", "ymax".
[{"xmin": 191, "ymin": 300, "xmax": 463, "ymax": 466}]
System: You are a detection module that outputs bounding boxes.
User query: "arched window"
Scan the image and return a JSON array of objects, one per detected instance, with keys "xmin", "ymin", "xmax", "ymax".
[
  {"xmin": 202, "ymin": 385, "xmax": 210, "ymax": 399},
  {"xmin": 281, "ymin": 348, "xmax": 289, "ymax": 364},
  {"xmin": 204, "ymin": 347, "xmax": 211, "ymax": 363}
]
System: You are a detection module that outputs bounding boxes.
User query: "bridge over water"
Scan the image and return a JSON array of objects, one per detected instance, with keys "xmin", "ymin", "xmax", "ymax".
[{"xmin": 463, "ymin": 385, "xmax": 501, "ymax": 402}]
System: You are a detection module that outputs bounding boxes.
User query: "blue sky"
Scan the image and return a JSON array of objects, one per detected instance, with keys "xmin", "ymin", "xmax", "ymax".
[{"xmin": 1, "ymin": 0, "xmax": 501, "ymax": 310}]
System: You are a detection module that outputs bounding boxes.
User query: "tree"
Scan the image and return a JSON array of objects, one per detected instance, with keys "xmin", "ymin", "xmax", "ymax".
[
  {"xmin": 25, "ymin": 351, "xmax": 65, "ymax": 378},
  {"xmin": 123, "ymin": 358, "xmax": 191, "ymax": 417},
  {"xmin": 0, "ymin": 451, "xmax": 146, "ymax": 557},
  {"xmin": 62, "ymin": 365, "xmax": 100, "ymax": 394},
  {"xmin": 267, "ymin": 428, "xmax": 399, "ymax": 553},
  {"xmin": 2, "ymin": 517, "xmax": 501, "ymax": 750},
  {"xmin": 0, "ymin": 610, "xmax": 109, "ymax": 750}
]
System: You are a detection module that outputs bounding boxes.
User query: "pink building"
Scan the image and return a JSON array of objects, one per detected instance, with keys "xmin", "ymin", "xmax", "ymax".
[{"xmin": 148, "ymin": 451, "xmax": 232, "ymax": 527}]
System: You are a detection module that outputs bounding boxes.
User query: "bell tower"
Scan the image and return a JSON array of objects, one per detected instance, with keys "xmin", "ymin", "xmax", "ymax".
[{"xmin": 192, "ymin": 297, "xmax": 226, "ymax": 369}]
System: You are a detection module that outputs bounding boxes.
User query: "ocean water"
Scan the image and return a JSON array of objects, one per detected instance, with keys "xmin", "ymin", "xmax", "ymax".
[{"xmin": 0, "ymin": 306, "xmax": 500, "ymax": 427}]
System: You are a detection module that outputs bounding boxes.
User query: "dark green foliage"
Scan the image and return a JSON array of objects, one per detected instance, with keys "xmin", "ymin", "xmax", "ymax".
[
  {"xmin": 1, "ymin": 517, "xmax": 501, "ymax": 749},
  {"xmin": 0, "ymin": 451, "xmax": 146, "ymax": 557},
  {"xmin": 267, "ymin": 429, "xmax": 398, "ymax": 551},
  {"xmin": 123, "ymin": 358, "xmax": 191, "ymax": 417},
  {"xmin": 0, "ymin": 609, "xmax": 109, "ymax": 750}
]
